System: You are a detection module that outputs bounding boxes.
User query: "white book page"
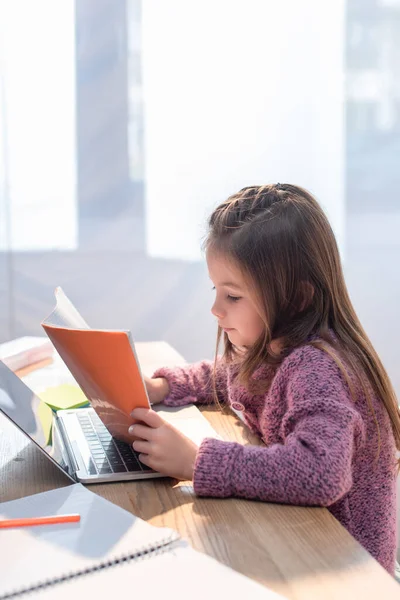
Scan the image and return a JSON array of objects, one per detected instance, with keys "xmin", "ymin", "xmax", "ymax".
[
  {"xmin": 0, "ymin": 337, "xmax": 51, "ymax": 357},
  {"xmin": 42, "ymin": 287, "xmax": 90, "ymax": 329}
]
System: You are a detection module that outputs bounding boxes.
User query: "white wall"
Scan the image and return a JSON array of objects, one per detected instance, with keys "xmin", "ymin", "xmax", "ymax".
[
  {"xmin": 142, "ymin": 0, "xmax": 346, "ymax": 261},
  {"xmin": 0, "ymin": 0, "xmax": 77, "ymax": 251}
]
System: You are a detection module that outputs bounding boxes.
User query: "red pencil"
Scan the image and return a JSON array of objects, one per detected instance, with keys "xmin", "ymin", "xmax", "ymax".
[{"xmin": 0, "ymin": 514, "xmax": 81, "ymax": 529}]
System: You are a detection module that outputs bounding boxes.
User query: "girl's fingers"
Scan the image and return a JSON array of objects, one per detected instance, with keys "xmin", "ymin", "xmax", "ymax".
[
  {"xmin": 131, "ymin": 408, "xmax": 165, "ymax": 428},
  {"xmin": 128, "ymin": 423, "xmax": 155, "ymax": 440},
  {"xmin": 132, "ymin": 439, "xmax": 152, "ymax": 454},
  {"xmin": 138, "ymin": 453, "xmax": 153, "ymax": 468}
]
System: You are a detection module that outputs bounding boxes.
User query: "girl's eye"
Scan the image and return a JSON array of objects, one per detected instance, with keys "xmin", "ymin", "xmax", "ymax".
[{"xmin": 211, "ymin": 287, "xmax": 241, "ymax": 302}]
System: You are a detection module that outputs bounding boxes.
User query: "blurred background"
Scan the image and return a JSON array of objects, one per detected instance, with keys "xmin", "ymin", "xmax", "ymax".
[{"xmin": 0, "ymin": 0, "xmax": 399, "ymax": 395}]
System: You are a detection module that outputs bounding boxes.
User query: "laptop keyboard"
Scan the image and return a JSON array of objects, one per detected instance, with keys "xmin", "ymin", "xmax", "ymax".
[{"xmin": 76, "ymin": 411, "xmax": 153, "ymax": 476}]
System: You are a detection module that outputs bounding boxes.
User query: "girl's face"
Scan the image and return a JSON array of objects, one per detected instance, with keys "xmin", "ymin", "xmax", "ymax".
[{"xmin": 207, "ymin": 250, "xmax": 265, "ymax": 348}]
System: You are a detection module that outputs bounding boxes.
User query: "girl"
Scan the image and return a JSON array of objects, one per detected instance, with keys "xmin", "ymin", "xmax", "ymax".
[{"xmin": 129, "ymin": 183, "xmax": 399, "ymax": 574}]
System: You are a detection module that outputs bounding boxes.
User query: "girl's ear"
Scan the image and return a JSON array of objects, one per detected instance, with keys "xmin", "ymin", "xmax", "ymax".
[{"xmin": 298, "ymin": 281, "xmax": 315, "ymax": 312}]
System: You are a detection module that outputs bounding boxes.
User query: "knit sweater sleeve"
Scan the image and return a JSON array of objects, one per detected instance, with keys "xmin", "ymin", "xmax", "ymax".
[
  {"xmin": 193, "ymin": 348, "xmax": 365, "ymax": 506},
  {"xmin": 152, "ymin": 359, "xmax": 228, "ymax": 407}
]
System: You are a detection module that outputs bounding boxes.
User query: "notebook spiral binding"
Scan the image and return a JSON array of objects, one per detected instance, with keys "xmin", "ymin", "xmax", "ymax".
[{"xmin": 1, "ymin": 531, "xmax": 181, "ymax": 600}]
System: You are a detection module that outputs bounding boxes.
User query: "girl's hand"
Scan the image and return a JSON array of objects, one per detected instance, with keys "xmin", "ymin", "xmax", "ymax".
[
  {"xmin": 129, "ymin": 408, "xmax": 198, "ymax": 480},
  {"xmin": 144, "ymin": 376, "xmax": 170, "ymax": 405}
]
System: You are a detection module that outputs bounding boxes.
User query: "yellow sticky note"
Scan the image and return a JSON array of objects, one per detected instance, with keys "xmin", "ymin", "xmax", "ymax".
[
  {"xmin": 38, "ymin": 384, "xmax": 89, "ymax": 411},
  {"xmin": 38, "ymin": 400, "xmax": 53, "ymax": 445}
]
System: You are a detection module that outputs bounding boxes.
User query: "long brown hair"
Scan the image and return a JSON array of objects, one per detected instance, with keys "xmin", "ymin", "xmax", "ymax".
[{"xmin": 205, "ymin": 183, "xmax": 400, "ymax": 456}]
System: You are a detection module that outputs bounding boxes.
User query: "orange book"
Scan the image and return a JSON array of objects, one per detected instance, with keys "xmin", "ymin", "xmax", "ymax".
[{"xmin": 41, "ymin": 288, "xmax": 150, "ymax": 444}]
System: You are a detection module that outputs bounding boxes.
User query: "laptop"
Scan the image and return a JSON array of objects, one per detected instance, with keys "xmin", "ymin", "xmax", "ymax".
[{"xmin": 0, "ymin": 360, "xmax": 219, "ymax": 484}]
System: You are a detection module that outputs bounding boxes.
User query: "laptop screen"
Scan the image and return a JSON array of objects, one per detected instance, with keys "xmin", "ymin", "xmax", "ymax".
[{"xmin": 0, "ymin": 360, "xmax": 74, "ymax": 480}]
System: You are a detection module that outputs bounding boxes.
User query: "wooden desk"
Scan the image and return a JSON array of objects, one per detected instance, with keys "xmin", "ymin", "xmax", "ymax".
[{"xmin": 0, "ymin": 342, "xmax": 398, "ymax": 600}]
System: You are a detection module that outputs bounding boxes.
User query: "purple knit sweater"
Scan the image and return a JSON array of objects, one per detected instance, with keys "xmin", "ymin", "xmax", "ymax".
[{"xmin": 153, "ymin": 344, "xmax": 398, "ymax": 574}]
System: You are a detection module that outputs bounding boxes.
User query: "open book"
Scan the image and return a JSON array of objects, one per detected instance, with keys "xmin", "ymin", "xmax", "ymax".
[
  {"xmin": 41, "ymin": 287, "xmax": 150, "ymax": 444},
  {"xmin": 0, "ymin": 336, "xmax": 54, "ymax": 372},
  {"xmin": 0, "ymin": 485, "xmax": 284, "ymax": 600}
]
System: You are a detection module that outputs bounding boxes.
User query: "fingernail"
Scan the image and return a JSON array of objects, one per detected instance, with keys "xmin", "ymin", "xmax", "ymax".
[{"xmin": 128, "ymin": 426, "xmax": 135, "ymax": 435}]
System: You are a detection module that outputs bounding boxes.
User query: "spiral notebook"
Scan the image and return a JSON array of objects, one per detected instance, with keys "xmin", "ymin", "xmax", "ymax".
[
  {"xmin": 0, "ymin": 484, "xmax": 283, "ymax": 600},
  {"xmin": 25, "ymin": 542, "xmax": 285, "ymax": 600},
  {"xmin": 0, "ymin": 484, "xmax": 180, "ymax": 599}
]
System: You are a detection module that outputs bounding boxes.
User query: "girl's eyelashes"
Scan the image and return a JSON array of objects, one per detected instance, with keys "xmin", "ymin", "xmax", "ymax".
[{"xmin": 211, "ymin": 286, "xmax": 241, "ymax": 302}]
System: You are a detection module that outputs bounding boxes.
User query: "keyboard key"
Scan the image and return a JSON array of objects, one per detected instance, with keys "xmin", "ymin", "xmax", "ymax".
[
  {"xmin": 125, "ymin": 461, "xmax": 143, "ymax": 472},
  {"xmin": 114, "ymin": 440, "xmax": 132, "ymax": 452},
  {"xmin": 121, "ymin": 452, "xmax": 136, "ymax": 461},
  {"xmin": 120, "ymin": 445, "xmax": 135, "ymax": 455},
  {"xmin": 111, "ymin": 464, "xmax": 127, "ymax": 473},
  {"xmin": 92, "ymin": 451, "xmax": 107, "ymax": 459},
  {"xmin": 93, "ymin": 421, "xmax": 106, "ymax": 429},
  {"xmin": 87, "ymin": 458, "xmax": 98, "ymax": 475},
  {"xmin": 114, "ymin": 440, "xmax": 130, "ymax": 448},
  {"xmin": 102, "ymin": 444, "xmax": 114, "ymax": 453},
  {"xmin": 99, "ymin": 465, "xmax": 113, "ymax": 474},
  {"xmin": 118, "ymin": 443, "xmax": 134, "ymax": 452},
  {"xmin": 122, "ymin": 457, "xmax": 138, "ymax": 466},
  {"xmin": 105, "ymin": 450, "xmax": 120, "ymax": 459},
  {"xmin": 139, "ymin": 462, "xmax": 154, "ymax": 472},
  {"xmin": 107, "ymin": 452, "xmax": 123, "ymax": 461},
  {"xmin": 109, "ymin": 458, "xmax": 124, "ymax": 467}
]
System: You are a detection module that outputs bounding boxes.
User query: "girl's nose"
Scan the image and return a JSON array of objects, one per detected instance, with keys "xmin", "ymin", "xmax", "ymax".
[{"xmin": 211, "ymin": 300, "xmax": 225, "ymax": 320}]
